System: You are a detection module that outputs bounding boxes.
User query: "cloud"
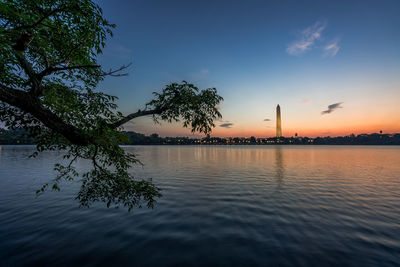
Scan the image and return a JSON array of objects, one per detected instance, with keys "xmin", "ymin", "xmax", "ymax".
[
  {"xmin": 113, "ymin": 44, "xmax": 132, "ymax": 54},
  {"xmin": 263, "ymin": 118, "xmax": 271, "ymax": 121},
  {"xmin": 189, "ymin": 68, "xmax": 209, "ymax": 80},
  {"xmin": 105, "ymin": 43, "xmax": 132, "ymax": 59},
  {"xmin": 324, "ymin": 40, "xmax": 340, "ymax": 57},
  {"xmin": 321, "ymin": 102, "xmax": 343, "ymax": 114},
  {"xmin": 286, "ymin": 21, "xmax": 326, "ymax": 56},
  {"xmin": 220, "ymin": 122, "xmax": 234, "ymax": 128},
  {"xmin": 199, "ymin": 69, "xmax": 209, "ymax": 74},
  {"xmin": 301, "ymin": 98, "xmax": 311, "ymax": 104}
]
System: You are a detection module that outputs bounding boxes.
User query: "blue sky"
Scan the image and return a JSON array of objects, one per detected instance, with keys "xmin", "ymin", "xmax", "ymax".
[{"xmin": 97, "ymin": 0, "xmax": 400, "ymax": 137}]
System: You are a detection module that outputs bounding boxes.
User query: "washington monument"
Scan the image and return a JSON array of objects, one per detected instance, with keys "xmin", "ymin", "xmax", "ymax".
[{"xmin": 276, "ymin": 104, "xmax": 282, "ymax": 138}]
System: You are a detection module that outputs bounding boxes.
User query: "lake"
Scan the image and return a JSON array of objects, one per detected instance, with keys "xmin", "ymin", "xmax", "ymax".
[{"xmin": 0, "ymin": 145, "xmax": 399, "ymax": 266}]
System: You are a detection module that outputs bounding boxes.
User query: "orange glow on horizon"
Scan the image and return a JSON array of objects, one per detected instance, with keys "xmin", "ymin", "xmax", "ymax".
[
  {"xmin": 210, "ymin": 124, "xmax": 400, "ymax": 138},
  {"xmin": 131, "ymin": 124, "xmax": 400, "ymax": 138},
  {"xmin": 124, "ymin": 108, "xmax": 400, "ymax": 138}
]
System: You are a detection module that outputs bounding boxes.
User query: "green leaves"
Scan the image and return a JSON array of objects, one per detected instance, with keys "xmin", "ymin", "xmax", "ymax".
[
  {"xmin": 0, "ymin": 1, "xmax": 222, "ymax": 210},
  {"xmin": 1, "ymin": 0, "xmax": 111, "ymax": 88},
  {"xmin": 146, "ymin": 81, "xmax": 223, "ymax": 135}
]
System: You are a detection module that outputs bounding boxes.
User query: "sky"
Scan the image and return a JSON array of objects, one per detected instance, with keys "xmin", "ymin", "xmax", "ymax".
[{"xmin": 96, "ymin": 0, "xmax": 400, "ymax": 138}]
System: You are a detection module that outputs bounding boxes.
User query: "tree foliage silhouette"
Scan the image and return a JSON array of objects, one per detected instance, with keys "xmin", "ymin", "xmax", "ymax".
[{"xmin": 0, "ymin": 0, "xmax": 223, "ymax": 210}]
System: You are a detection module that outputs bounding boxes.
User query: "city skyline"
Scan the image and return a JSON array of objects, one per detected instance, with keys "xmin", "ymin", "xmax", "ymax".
[{"xmin": 96, "ymin": 0, "xmax": 400, "ymax": 138}]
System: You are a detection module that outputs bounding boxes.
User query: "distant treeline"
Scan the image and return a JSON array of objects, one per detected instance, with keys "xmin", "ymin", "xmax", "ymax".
[
  {"xmin": 1, "ymin": 128, "xmax": 400, "ymax": 145},
  {"xmin": 0, "ymin": 129, "xmax": 34, "ymax": 145}
]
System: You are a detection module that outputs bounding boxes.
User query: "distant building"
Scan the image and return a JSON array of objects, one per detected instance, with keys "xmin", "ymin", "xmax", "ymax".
[{"xmin": 276, "ymin": 104, "xmax": 282, "ymax": 138}]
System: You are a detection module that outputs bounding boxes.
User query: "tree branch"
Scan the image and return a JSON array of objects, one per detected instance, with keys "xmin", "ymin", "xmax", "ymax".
[
  {"xmin": 38, "ymin": 64, "xmax": 100, "ymax": 78},
  {"xmin": 0, "ymin": 83, "xmax": 90, "ymax": 145},
  {"xmin": 12, "ymin": 31, "xmax": 34, "ymax": 52},
  {"xmin": 14, "ymin": 52, "xmax": 36, "ymax": 80},
  {"xmin": 110, "ymin": 108, "xmax": 163, "ymax": 128},
  {"xmin": 13, "ymin": 51, "xmax": 41, "ymax": 95},
  {"xmin": 11, "ymin": 32, "xmax": 43, "ymax": 96},
  {"xmin": 31, "ymin": 46, "xmax": 50, "ymax": 69},
  {"xmin": 101, "ymin": 63, "xmax": 132, "ymax": 77}
]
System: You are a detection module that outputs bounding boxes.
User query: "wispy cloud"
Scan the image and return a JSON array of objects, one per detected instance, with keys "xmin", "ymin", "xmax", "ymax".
[
  {"xmin": 301, "ymin": 98, "xmax": 311, "ymax": 104},
  {"xmin": 220, "ymin": 122, "xmax": 234, "ymax": 128},
  {"xmin": 199, "ymin": 69, "xmax": 209, "ymax": 75},
  {"xmin": 321, "ymin": 102, "xmax": 343, "ymax": 114},
  {"xmin": 105, "ymin": 43, "xmax": 132, "ymax": 59},
  {"xmin": 287, "ymin": 21, "xmax": 326, "ymax": 56},
  {"xmin": 324, "ymin": 40, "xmax": 340, "ymax": 57},
  {"xmin": 263, "ymin": 118, "xmax": 271, "ymax": 121},
  {"xmin": 189, "ymin": 68, "xmax": 209, "ymax": 81},
  {"xmin": 113, "ymin": 44, "xmax": 132, "ymax": 54}
]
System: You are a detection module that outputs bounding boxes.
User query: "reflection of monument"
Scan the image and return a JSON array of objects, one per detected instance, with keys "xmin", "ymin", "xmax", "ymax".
[
  {"xmin": 275, "ymin": 146, "xmax": 284, "ymax": 188},
  {"xmin": 276, "ymin": 104, "xmax": 282, "ymax": 138}
]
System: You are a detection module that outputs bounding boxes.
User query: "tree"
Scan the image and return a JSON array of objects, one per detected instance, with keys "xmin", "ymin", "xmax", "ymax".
[{"xmin": 0, "ymin": 0, "xmax": 223, "ymax": 210}]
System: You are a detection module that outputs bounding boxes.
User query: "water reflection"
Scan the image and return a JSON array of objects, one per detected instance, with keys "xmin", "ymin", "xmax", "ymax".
[
  {"xmin": 274, "ymin": 146, "xmax": 284, "ymax": 188},
  {"xmin": 1, "ymin": 146, "xmax": 400, "ymax": 266}
]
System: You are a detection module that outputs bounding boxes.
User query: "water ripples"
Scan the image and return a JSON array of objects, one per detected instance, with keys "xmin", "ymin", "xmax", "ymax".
[{"xmin": 0, "ymin": 145, "xmax": 399, "ymax": 266}]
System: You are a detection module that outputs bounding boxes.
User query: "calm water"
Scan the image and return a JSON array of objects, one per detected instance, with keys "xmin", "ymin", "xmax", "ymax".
[{"xmin": 0, "ymin": 145, "xmax": 399, "ymax": 266}]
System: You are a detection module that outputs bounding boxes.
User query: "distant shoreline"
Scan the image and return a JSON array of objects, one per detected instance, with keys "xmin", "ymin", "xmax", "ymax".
[
  {"xmin": 1, "ymin": 129, "xmax": 400, "ymax": 146},
  {"xmin": 1, "ymin": 144, "xmax": 399, "ymax": 147}
]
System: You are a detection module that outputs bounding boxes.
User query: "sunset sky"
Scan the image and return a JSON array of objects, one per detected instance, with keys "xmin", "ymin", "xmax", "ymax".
[{"xmin": 97, "ymin": 0, "xmax": 400, "ymax": 137}]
